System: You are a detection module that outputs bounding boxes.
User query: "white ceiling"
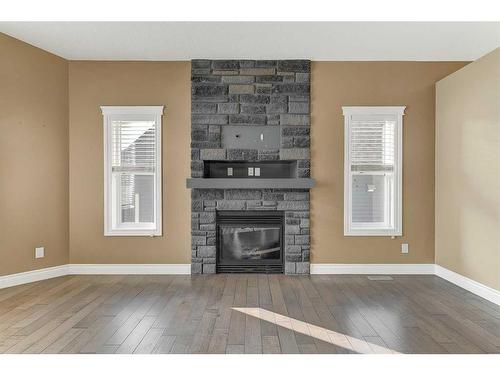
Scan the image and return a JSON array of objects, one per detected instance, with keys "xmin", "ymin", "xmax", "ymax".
[{"xmin": 1, "ymin": 22, "xmax": 499, "ymax": 61}]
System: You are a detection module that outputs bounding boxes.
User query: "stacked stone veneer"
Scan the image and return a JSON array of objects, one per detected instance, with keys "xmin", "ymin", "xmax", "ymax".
[{"xmin": 191, "ymin": 60, "xmax": 311, "ymax": 274}]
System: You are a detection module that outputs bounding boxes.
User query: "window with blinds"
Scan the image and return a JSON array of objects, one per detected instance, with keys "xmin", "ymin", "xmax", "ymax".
[
  {"xmin": 102, "ymin": 106, "xmax": 164, "ymax": 236},
  {"xmin": 343, "ymin": 107, "xmax": 404, "ymax": 236}
]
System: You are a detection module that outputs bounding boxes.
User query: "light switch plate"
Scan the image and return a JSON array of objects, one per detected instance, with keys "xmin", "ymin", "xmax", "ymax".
[
  {"xmin": 35, "ymin": 247, "xmax": 45, "ymax": 259},
  {"xmin": 401, "ymin": 243, "xmax": 409, "ymax": 254},
  {"xmin": 227, "ymin": 167, "xmax": 233, "ymax": 176},
  {"xmin": 254, "ymin": 167, "xmax": 261, "ymax": 176}
]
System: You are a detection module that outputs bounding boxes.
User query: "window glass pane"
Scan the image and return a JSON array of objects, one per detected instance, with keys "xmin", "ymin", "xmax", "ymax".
[
  {"xmin": 351, "ymin": 174, "xmax": 391, "ymax": 224},
  {"xmin": 120, "ymin": 174, "xmax": 155, "ymax": 223},
  {"xmin": 111, "ymin": 120, "xmax": 156, "ymax": 173},
  {"xmin": 350, "ymin": 115, "xmax": 395, "ymax": 172}
]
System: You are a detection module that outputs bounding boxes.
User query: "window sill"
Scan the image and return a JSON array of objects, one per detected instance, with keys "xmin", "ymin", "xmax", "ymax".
[
  {"xmin": 344, "ymin": 230, "xmax": 402, "ymax": 237},
  {"xmin": 104, "ymin": 229, "xmax": 162, "ymax": 237}
]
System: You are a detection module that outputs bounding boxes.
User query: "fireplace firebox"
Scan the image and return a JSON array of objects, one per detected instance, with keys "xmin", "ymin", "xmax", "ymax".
[{"xmin": 216, "ymin": 211, "xmax": 284, "ymax": 273}]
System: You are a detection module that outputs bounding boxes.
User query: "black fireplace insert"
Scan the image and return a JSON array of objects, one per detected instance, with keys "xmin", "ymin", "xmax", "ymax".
[{"xmin": 216, "ymin": 211, "xmax": 284, "ymax": 273}]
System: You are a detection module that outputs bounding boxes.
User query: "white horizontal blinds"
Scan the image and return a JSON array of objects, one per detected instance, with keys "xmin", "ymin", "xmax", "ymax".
[
  {"xmin": 350, "ymin": 114, "xmax": 396, "ymax": 172},
  {"xmin": 111, "ymin": 118, "xmax": 156, "ymax": 224},
  {"xmin": 103, "ymin": 106, "xmax": 163, "ymax": 236},
  {"xmin": 111, "ymin": 119, "xmax": 156, "ymax": 173},
  {"xmin": 343, "ymin": 106, "xmax": 403, "ymax": 236},
  {"xmin": 349, "ymin": 114, "xmax": 396, "ymax": 226}
]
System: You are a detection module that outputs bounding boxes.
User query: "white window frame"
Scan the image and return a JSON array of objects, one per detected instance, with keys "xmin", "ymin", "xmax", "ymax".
[
  {"xmin": 343, "ymin": 106, "xmax": 405, "ymax": 236},
  {"xmin": 101, "ymin": 106, "xmax": 164, "ymax": 236}
]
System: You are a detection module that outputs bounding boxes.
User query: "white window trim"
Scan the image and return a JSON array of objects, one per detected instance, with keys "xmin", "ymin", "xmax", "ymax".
[
  {"xmin": 342, "ymin": 106, "xmax": 405, "ymax": 236},
  {"xmin": 101, "ymin": 106, "xmax": 164, "ymax": 236}
]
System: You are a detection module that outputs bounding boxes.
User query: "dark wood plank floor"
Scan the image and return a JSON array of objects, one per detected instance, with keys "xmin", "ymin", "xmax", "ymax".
[{"xmin": 0, "ymin": 274, "xmax": 498, "ymax": 354}]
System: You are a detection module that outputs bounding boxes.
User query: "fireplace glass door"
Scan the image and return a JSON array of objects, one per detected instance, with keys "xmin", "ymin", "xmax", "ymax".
[{"xmin": 216, "ymin": 211, "xmax": 284, "ymax": 273}]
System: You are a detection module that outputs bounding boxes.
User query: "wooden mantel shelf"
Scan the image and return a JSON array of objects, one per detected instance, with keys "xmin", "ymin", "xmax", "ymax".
[{"xmin": 186, "ymin": 178, "xmax": 315, "ymax": 189}]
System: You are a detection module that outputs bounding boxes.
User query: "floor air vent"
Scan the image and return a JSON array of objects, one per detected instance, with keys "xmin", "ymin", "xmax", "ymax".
[{"xmin": 367, "ymin": 276, "xmax": 394, "ymax": 281}]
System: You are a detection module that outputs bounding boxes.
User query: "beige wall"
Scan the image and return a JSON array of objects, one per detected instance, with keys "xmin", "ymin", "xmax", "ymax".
[
  {"xmin": 311, "ymin": 61, "xmax": 467, "ymax": 264},
  {"xmin": 0, "ymin": 34, "xmax": 69, "ymax": 275},
  {"xmin": 435, "ymin": 49, "xmax": 500, "ymax": 290},
  {"xmin": 68, "ymin": 61, "xmax": 191, "ymax": 264},
  {"xmin": 0, "ymin": 33, "xmax": 472, "ymax": 271},
  {"xmin": 5, "ymin": 30, "xmax": 495, "ymax": 282},
  {"xmin": 68, "ymin": 60, "xmax": 466, "ymax": 266}
]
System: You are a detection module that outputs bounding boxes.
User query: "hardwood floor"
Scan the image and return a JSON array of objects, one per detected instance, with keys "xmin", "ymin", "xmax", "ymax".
[{"xmin": 0, "ymin": 274, "xmax": 499, "ymax": 354}]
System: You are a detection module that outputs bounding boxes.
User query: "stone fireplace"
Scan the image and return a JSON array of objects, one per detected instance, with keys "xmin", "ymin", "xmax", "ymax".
[{"xmin": 188, "ymin": 60, "xmax": 312, "ymax": 274}]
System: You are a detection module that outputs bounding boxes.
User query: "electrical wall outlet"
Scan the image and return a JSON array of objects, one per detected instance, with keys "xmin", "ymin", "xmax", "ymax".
[
  {"xmin": 227, "ymin": 167, "xmax": 233, "ymax": 176},
  {"xmin": 401, "ymin": 243, "xmax": 409, "ymax": 254},
  {"xmin": 35, "ymin": 247, "xmax": 45, "ymax": 259},
  {"xmin": 254, "ymin": 167, "xmax": 261, "ymax": 176},
  {"xmin": 248, "ymin": 167, "xmax": 254, "ymax": 176}
]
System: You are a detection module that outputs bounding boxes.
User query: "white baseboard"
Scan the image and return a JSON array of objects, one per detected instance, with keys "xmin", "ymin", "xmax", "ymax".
[
  {"xmin": 67, "ymin": 264, "xmax": 191, "ymax": 275},
  {"xmin": 310, "ymin": 263, "xmax": 499, "ymax": 306},
  {"xmin": 0, "ymin": 264, "xmax": 191, "ymax": 289},
  {"xmin": 2, "ymin": 263, "xmax": 497, "ymax": 306},
  {"xmin": 435, "ymin": 265, "xmax": 500, "ymax": 306},
  {"xmin": 0, "ymin": 265, "xmax": 69, "ymax": 289},
  {"xmin": 310, "ymin": 263, "xmax": 435, "ymax": 275}
]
